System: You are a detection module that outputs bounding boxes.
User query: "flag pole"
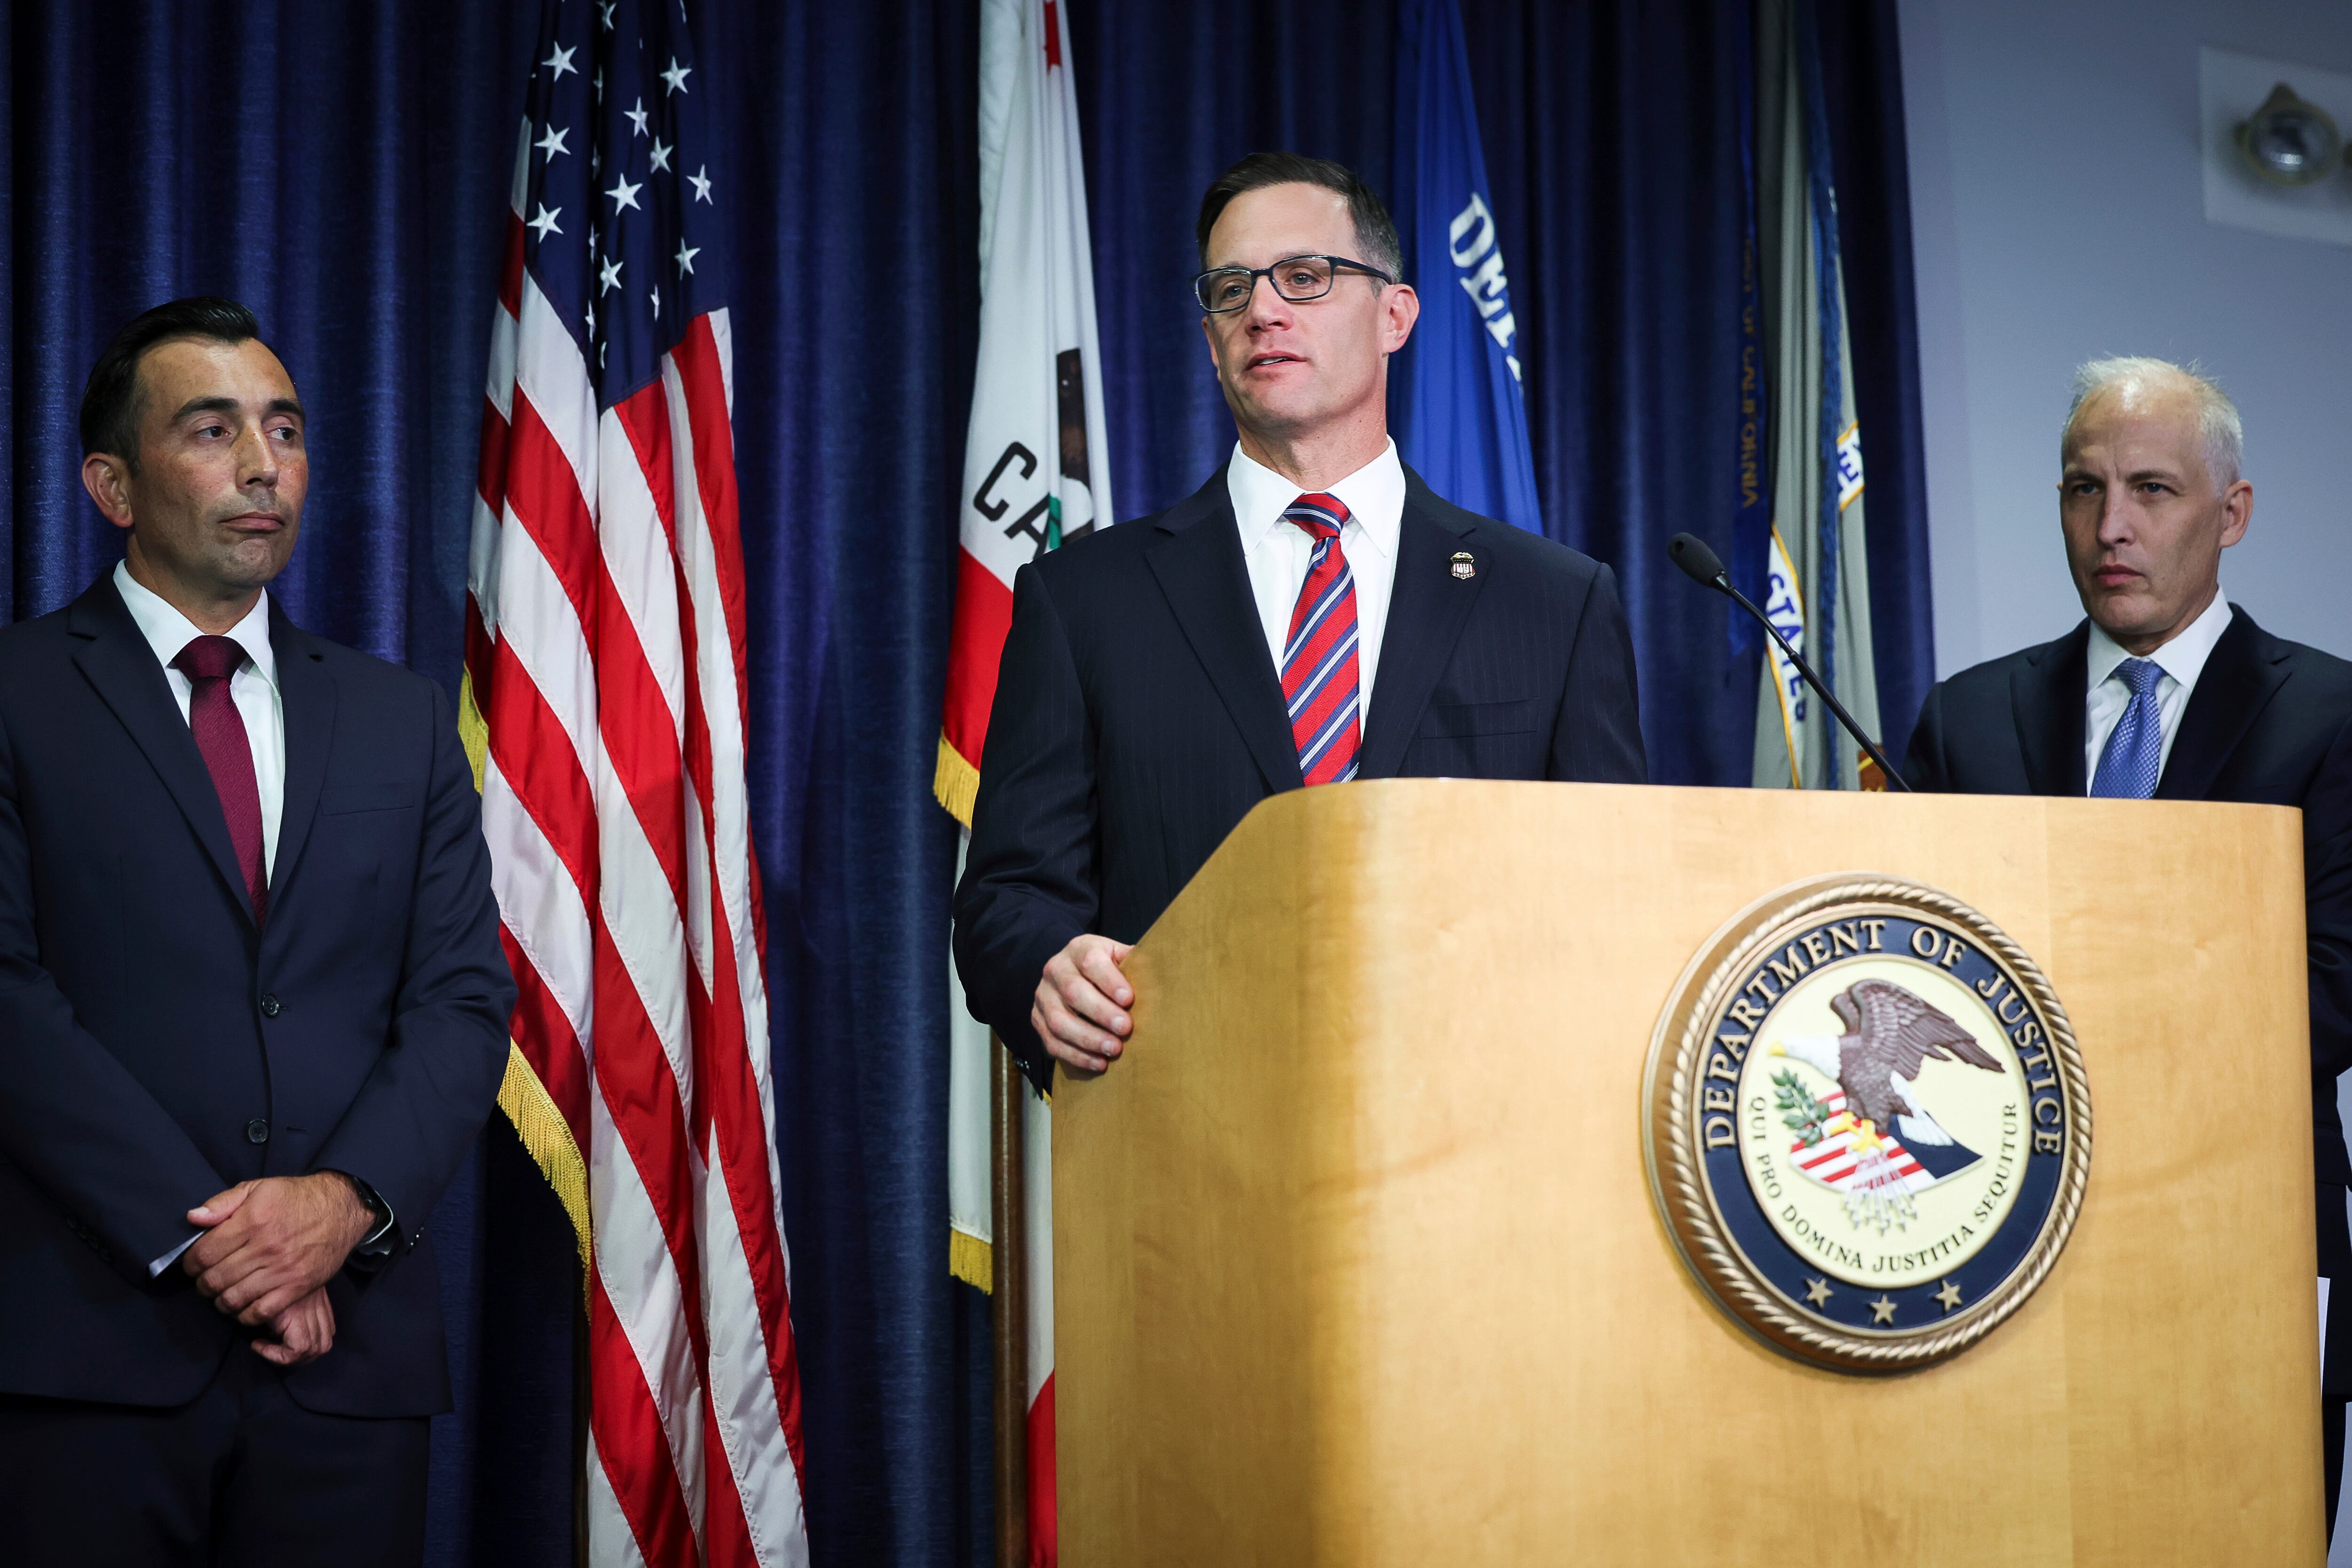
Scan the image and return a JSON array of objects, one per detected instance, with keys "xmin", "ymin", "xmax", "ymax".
[{"xmin": 991, "ymin": 1036, "xmax": 1030, "ymax": 1566}]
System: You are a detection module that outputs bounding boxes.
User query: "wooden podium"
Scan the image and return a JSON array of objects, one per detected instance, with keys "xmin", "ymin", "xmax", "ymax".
[{"xmin": 1052, "ymin": 781, "xmax": 2324, "ymax": 1566}]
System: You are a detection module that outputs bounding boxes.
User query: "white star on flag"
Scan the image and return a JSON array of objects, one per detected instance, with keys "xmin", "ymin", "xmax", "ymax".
[
  {"xmin": 626, "ymin": 98, "xmax": 651, "ymax": 137},
  {"xmin": 651, "ymin": 286, "xmax": 661, "ymax": 320},
  {"xmin": 598, "ymin": 0, "xmax": 615, "ymax": 27},
  {"xmin": 528, "ymin": 204, "xmax": 562, "ymax": 241},
  {"xmin": 542, "ymin": 43, "xmax": 576, "ymax": 81},
  {"xmin": 650, "ymin": 138, "xmax": 673, "ymax": 173},
  {"xmin": 606, "ymin": 174, "xmax": 642, "ymax": 212},
  {"xmin": 661, "ymin": 58, "xmax": 691, "ymax": 95},
  {"xmin": 535, "ymin": 125, "xmax": 569, "ymax": 161},
  {"xmin": 689, "ymin": 165, "xmax": 714, "ymax": 203},
  {"xmin": 599, "ymin": 255, "xmax": 623, "ymax": 294},
  {"xmin": 675, "ymin": 240, "xmax": 699, "ymax": 276}
]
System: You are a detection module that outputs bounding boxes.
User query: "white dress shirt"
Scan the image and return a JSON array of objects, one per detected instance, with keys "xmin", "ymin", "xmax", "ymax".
[
  {"xmin": 112, "ymin": 559, "xmax": 286, "ymax": 876},
  {"xmin": 2082, "ymin": 588, "xmax": 2234, "ymax": 791},
  {"xmin": 1228, "ymin": 438, "xmax": 1406, "ymax": 708},
  {"xmin": 115, "ymin": 561, "xmax": 294, "ymax": 1276}
]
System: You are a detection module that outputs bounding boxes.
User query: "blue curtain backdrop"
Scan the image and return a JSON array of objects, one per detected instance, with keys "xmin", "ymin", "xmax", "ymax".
[{"xmin": 0, "ymin": 2, "xmax": 1925, "ymax": 1566}]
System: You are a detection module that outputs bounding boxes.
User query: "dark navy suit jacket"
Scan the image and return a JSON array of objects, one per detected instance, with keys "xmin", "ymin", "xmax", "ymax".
[
  {"xmin": 0, "ymin": 574, "xmax": 513, "ymax": 1417},
  {"xmin": 954, "ymin": 465, "xmax": 1647, "ymax": 1090},
  {"xmin": 1903, "ymin": 606, "xmax": 2352, "ymax": 1190}
]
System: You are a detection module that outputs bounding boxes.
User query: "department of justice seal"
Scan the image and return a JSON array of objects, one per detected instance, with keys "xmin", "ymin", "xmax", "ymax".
[{"xmin": 1642, "ymin": 875, "xmax": 2090, "ymax": 1372}]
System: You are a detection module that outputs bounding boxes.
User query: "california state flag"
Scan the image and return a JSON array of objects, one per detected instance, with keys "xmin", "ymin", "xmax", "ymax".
[{"xmin": 939, "ymin": 1, "xmax": 1112, "ymax": 1564}]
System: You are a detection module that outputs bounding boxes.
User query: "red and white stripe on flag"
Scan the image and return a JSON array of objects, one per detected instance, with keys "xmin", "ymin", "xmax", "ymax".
[{"xmin": 462, "ymin": 108, "xmax": 810, "ymax": 1567}]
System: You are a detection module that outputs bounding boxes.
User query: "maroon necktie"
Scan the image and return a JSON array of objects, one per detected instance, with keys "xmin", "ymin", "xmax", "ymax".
[{"xmin": 171, "ymin": 635, "xmax": 267, "ymax": 922}]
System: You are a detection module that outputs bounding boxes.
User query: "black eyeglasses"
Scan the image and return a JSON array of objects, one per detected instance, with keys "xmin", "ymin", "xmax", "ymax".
[{"xmin": 1193, "ymin": 254, "xmax": 1393, "ymax": 313}]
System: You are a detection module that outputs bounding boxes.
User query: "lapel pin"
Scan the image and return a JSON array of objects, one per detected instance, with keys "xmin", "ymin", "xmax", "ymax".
[{"xmin": 1450, "ymin": 551, "xmax": 1476, "ymax": 581}]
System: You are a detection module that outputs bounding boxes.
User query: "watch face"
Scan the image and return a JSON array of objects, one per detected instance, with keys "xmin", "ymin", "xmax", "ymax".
[{"xmin": 331, "ymin": 1172, "xmax": 392, "ymax": 1236}]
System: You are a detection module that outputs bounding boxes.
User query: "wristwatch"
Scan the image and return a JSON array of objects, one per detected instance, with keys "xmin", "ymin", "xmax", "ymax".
[{"xmin": 331, "ymin": 1170, "xmax": 398, "ymax": 1258}]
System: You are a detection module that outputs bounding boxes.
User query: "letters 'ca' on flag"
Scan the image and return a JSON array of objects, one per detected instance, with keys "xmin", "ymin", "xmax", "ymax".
[
  {"xmin": 940, "ymin": 3, "xmax": 1112, "ymax": 1566},
  {"xmin": 937, "ymin": 0, "xmax": 1114, "ymax": 824},
  {"xmin": 461, "ymin": 2, "xmax": 809, "ymax": 1563},
  {"xmin": 1394, "ymin": 0, "xmax": 1543, "ymax": 536}
]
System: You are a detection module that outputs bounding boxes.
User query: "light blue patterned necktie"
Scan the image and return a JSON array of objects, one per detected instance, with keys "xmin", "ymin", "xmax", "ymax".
[{"xmin": 2090, "ymin": 657, "xmax": 2166, "ymax": 799}]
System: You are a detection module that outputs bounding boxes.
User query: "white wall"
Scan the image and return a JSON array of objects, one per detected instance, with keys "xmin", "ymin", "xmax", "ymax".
[{"xmin": 1899, "ymin": 0, "xmax": 2352, "ymax": 679}]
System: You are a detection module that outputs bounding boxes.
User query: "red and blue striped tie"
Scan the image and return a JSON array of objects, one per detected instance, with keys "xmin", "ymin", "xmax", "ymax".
[{"xmin": 1280, "ymin": 493, "xmax": 1361, "ymax": 785}]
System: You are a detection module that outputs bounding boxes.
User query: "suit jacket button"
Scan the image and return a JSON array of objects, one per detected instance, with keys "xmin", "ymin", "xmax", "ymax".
[
  {"xmin": 259, "ymin": 994, "xmax": 282, "ymax": 1018},
  {"xmin": 245, "ymin": 1119, "xmax": 270, "ymax": 1145}
]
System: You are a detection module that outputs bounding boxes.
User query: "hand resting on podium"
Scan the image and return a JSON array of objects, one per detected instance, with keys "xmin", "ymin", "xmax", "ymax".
[{"xmin": 1033, "ymin": 932, "xmax": 1136, "ymax": 1074}]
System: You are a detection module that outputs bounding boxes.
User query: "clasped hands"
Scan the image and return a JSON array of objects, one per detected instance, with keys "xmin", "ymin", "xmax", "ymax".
[
  {"xmin": 1032, "ymin": 933, "xmax": 1136, "ymax": 1074},
  {"xmin": 180, "ymin": 1172, "xmax": 375, "ymax": 1367}
]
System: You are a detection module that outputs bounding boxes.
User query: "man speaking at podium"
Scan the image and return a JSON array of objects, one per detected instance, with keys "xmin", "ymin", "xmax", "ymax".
[
  {"xmin": 955, "ymin": 153, "xmax": 1645, "ymax": 1087},
  {"xmin": 1902, "ymin": 357, "xmax": 2352, "ymax": 1525}
]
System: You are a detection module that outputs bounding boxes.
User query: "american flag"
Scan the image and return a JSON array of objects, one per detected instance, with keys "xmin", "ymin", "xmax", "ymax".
[
  {"xmin": 462, "ymin": 2, "xmax": 809, "ymax": 1564},
  {"xmin": 1794, "ymin": 1090, "xmax": 1936, "ymax": 1195}
]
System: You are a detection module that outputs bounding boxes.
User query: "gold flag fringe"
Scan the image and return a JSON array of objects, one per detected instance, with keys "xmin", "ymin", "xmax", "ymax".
[
  {"xmin": 934, "ymin": 732, "xmax": 979, "ymax": 828},
  {"xmin": 500, "ymin": 1042, "xmax": 595, "ymax": 1292},
  {"xmin": 938, "ymin": 730, "xmax": 989, "ymax": 1286},
  {"xmin": 458, "ymin": 665, "xmax": 492, "ymax": 795},
  {"xmin": 461, "ymin": 668, "xmax": 595, "ymax": 1294},
  {"xmin": 949, "ymin": 1226, "xmax": 993, "ymax": 1294}
]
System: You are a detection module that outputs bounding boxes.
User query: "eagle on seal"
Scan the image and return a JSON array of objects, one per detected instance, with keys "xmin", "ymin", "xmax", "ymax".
[{"xmin": 1772, "ymin": 979, "xmax": 2004, "ymax": 1166}]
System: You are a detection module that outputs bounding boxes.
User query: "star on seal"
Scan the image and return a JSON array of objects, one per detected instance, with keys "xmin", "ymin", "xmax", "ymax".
[
  {"xmin": 1935, "ymin": 1280, "xmax": 1964, "ymax": 1312},
  {"xmin": 1870, "ymin": 1295, "xmax": 1899, "ymax": 1324}
]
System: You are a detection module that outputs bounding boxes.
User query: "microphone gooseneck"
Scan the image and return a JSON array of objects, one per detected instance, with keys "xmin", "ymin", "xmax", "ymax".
[{"xmin": 1664, "ymin": 532, "xmax": 1912, "ymax": 794}]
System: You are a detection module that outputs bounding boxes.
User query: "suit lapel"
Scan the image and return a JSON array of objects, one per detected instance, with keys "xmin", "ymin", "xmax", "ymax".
[
  {"xmin": 66, "ymin": 578, "xmax": 255, "ymax": 927},
  {"xmin": 266, "ymin": 605, "xmax": 336, "ymax": 899},
  {"xmin": 1144, "ymin": 473, "xmax": 1302, "ymax": 793},
  {"xmin": 1358, "ymin": 473, "xmax": 1485, "ymax": 780},
  {"xmin": 2012, "ymin": 623, "xmax": 2089, "ymax": 797},
  {"xmin": 2157, "ymin": 607, "xmax": 2288, "ymax": 801}
]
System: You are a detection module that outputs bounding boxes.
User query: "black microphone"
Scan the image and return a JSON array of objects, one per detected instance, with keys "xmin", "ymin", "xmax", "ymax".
[{"xmin": 1666, "ymin": 532, "xmax": 1912, "ymax": 793}]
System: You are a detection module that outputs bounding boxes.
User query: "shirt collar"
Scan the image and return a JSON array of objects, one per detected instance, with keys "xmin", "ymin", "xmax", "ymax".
[
  {"xmin": 112, "ymin": 558, "xmax": 278, "ymax": 689},
  {"xmin": 1227, "ymin": 438, "xmax": 1405, "ymax": 561},
  {"xmin": 2084, "ymin": 587, "xmax": 2233, "ymax": 696}
]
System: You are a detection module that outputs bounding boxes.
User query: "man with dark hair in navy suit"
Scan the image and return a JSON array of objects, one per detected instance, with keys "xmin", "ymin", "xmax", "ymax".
[
  {"xmin": 954, "ymin": 153, "xmax": 1647, "ymax": 1090},
  {"xmin": 1904, "ymin": 356, "xmax": 2352, "ymax": 1533},
  {"xmin": 0, "ymin": 297, "xmax": 513, "ymax": 1565}
]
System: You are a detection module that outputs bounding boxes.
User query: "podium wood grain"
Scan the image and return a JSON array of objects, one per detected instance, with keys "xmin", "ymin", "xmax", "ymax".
[{"xmin": 1054, "ymin": 780, "xmax": 2322, "ymax": 1566}]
